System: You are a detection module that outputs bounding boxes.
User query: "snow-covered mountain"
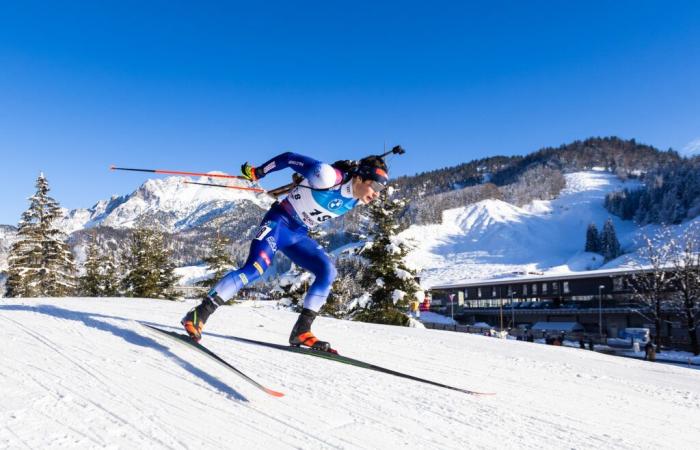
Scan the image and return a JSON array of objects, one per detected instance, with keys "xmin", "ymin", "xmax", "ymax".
[
  {"xmin": 2, "ymin": 169, "xmax": 697, "ymax": 290},
  {"xmin": 400, "ymin": 170, "xmax": 679, "ymax": 288},
  {"xmin": 0, "ymin": 225, "xmax": 17, "ymax": 272},
  {"xmin": 2, "ymin": 297, "xmax": 698, "ymax": 448},
  {"xmin": 56, "ymin": 174, "xmax": 273, "ymax": 234}
]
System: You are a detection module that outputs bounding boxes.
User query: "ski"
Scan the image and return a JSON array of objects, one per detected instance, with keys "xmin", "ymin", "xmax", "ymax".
[
  {"xmin": 224, "ymin": 335, "xmax": 494, "ymax": 396},
  {"xmin": 140, "ymin": 323, "xmax": 284, "ymax": 398}
]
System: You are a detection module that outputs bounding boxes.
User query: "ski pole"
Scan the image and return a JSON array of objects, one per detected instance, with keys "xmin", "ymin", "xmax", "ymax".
[
  {"xmin": 110, "ymin": 165, "xmax": 249, "ymax": 180},
  {"xmin": 183, "ymin": 180, "xmax": 266, "ymax": 193}
]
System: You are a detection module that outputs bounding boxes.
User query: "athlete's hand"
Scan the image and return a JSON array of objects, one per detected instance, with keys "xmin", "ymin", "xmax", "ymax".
[{"xmin": 241, "ymin": 162, "xmax": 263, "ymax": 181}]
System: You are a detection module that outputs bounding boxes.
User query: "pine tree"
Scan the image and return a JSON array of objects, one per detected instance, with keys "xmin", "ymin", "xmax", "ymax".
[
  {"xmin": 78, "ymin": 234, "xmax": 120, "ymax": 297},
  {"xmin": 600, "ymin": 218, "xmax": 622, "ymax": 262},
  {"xmin": 122, "ymin": 226, "xmax": 180, "ymax": 299},
  {"xmin": 356, "ymin": 188, "xmax": 422, "ymax": 326},
  {"xmin": 79, "ymin": 237, "xmax": 103, "ymax": 296},
  {"xmin": 198, "ymin": 230, "xmax": 235, "ymax": 290},
  {"xmin": 100, "ymin": 244, "xmax": 121, "ymax": 297},
  {"xmin": 321, "ymin": 256, "xmax": 367, "ymax": 318},
  {"xmin": 6, "ymin": 173, "xmax": 76, "ymax": 297},
  {"xmin": 307, "ymin": 227, "xmax": 330, "ymax": 247},
  {"xmin": 278, "ymin": 263, "xmax": 311, "ymax": 308},
  {"xmin": 585, "ymin": 223, "xmax": 601, "ymax": 253}
]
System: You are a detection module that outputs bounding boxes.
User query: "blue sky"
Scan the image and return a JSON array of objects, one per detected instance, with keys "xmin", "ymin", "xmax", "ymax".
[{"xmin": 1, "ymin": 1, "xmax": 699, "ymax": 225}]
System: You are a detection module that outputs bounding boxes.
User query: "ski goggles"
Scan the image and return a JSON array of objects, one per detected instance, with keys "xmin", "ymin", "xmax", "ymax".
[
  {"xmin": 359, "ymin": 167, "xmax": 388, "ymax": 192},
  {"xmin": 369, "ymin": 180, "xmax": 386, "ymax": 192}
]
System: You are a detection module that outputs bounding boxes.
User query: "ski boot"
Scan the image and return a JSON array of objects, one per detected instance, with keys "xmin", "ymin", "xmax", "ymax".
[
  {"xmin": 289, "ymin": 308, "xmax": 335, "ymax": 353},
  {"xmin": 181, "ymin": 295, "xmax": 221, "ymax": 342}
]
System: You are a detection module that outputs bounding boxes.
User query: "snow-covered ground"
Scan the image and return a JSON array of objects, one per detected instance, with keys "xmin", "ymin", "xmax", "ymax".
[
  {"xmin": 401, "ymin": 171, "xmax": 652, "ymax": 288},
  {"xmin": 415, "ymin": 310, "xmax": 458, "ymax": 325},
  {"xmin": 174, "ymin": 264, "xmax": 213, "ymax": 287},
  {"xmin": 2, "ymin": 297, "xmax": 699, "ymax": 449}
]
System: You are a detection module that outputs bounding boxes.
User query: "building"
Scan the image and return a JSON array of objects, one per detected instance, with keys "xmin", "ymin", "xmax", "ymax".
[{"xmin": 429, "ymin": 267, "xmax": 698, "ymax": 347}]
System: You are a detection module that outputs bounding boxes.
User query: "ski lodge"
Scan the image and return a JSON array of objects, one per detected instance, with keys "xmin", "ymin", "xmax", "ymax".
[{"xmin": 428, "ymin": 267, "xmax": 698, "ymax": 347}]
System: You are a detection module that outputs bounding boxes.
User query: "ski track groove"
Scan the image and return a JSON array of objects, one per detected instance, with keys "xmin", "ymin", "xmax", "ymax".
[
  {"xmin": 206, "ymin": 334, "xmax": 482, "ymax": 449},
  {"xmin": 5, "ymin": 298, "xmax": 700, "ymax": 449},
  {"xmin": 1, "ymin": 312, "xmax": 182, "ymax": 449},
  {"xmin": 16, "ymin": 366, "xmax": 111, "ymax": 447},
  {"xmin": 146, "ymin": 325, "xmax": 347, "ymax": 449}
]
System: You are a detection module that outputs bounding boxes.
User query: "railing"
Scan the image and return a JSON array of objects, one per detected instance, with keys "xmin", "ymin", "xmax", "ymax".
[{"xmin": 457, "ymin": 306, "xmax": 650, "ymax": 315}]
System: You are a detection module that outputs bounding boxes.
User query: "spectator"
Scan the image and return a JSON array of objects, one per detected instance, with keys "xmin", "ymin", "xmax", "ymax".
[
  {"xmin": 645, "ymin": 339, "xmax": 657, "ymax": 362},
  {"xmin": 579, "ymin": 338, "xmax": 586, "ymax": 349},
  {"xmin": 409, "ymin": 300, "xmax": 420, "ymax": 319},
  {"xmin": 587, "ymin": 339, "xmax": 595, "ymax": 351}
]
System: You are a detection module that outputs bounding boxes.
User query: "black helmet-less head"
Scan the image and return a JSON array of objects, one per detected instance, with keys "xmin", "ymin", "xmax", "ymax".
[{"xmin": 354, "ymin": 155, "xmax": 389, "ymax": 190}]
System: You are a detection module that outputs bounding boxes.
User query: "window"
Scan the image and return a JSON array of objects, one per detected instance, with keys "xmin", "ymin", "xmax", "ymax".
[
  {"xmin": 532, "ymin": 284, "xmax": 538, "ymax": 295},
  {"xmin": 563, "ymin": 281, "xmax": 570, "ymax": 294},
  {"xmin": 523, "ymin": 285, "xmax": 527, "ymax": 296},
  {"xmin": 552, "ymin": 282, "xmax": 559, "ymax": 294},
  {"xmin": 542, "ymin": 283, "xmax": 548, "ymax": 294},
  {"xmin": 492, "ymin": 287, "xmax": 497, "ymax": 297},
  {"xmin": 477, "ymin": 287, "xmax": 482, "ymax": 298},
  {"xmin": 613, "ymin": 277, "xmax": 624, "ymax": 292}
]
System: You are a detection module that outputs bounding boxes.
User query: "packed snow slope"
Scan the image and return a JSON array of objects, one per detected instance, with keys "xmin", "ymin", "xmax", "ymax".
[
  {"xmin": 2, "ymin": 297, "xmax": 699, "ymax": 449},
  {"xmin": 401, "ymin": 171, "xmax": 646, "ymax": 287}
]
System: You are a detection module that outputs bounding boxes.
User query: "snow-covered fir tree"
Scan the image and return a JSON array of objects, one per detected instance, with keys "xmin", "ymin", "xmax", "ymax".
[
  {"xmin": 321, "ymin": 256, "xmax": 367, "ymax": 318},
  {"xmin": 278, "ymin": 262, "xmax": 311, "ymax": 309},
  {"xmin": 307, "ymin": 227, "xmax": 330, "ymax": 248},
  {"xmin": 356, "ymin": 187, "xmax": 422, "ymax": 326},
  {"xmin": 5, "ymin": 173, "xmax": 76, "ymax": 297},
  {"xmin": 600, "ymin": 218, "xmax": 622, "ymax": 262},
  {"xmin": 122, "ymin": 226, "xmax": 180, "ymax": 299},
  {"xmin": 78, "ymin": 234, "xmax": 120, "ymax": 297},
  {"xmin": 198, "ymin": 230, "xmax": 235, "ymax": 290},
  {"xmin": 585, "ymin": 223, "xmax": 601, "ymax": 253}
]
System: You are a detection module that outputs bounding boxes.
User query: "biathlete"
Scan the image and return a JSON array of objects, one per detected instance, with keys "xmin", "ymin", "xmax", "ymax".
[{"xmin": 181, "ymin": 151, "xmax": 391, "ymax": 352}]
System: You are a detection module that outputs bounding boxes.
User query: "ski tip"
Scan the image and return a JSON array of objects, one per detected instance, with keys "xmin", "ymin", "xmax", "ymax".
[{"xmin": 265, "ymin": 388, "xmax": 285, "ymax": 398}]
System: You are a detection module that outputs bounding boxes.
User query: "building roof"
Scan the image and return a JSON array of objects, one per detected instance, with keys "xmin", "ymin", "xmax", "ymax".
[{"xmin": 430, "ymin": 266, "xmax": 671, "ymax": 290}]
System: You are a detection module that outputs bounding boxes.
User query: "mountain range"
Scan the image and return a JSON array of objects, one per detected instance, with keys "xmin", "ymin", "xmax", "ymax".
[{"xmin": 1, "ymin": 137, "xmax": 697, "ymax": 289}]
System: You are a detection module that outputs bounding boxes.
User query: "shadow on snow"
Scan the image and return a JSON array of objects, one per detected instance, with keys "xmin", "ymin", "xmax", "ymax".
[{"xmin": 0, "ymin": 303, "xmax": 248, "ymax": 402}]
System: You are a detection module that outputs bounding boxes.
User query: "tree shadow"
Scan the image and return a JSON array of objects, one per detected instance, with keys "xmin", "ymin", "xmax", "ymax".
[{"xmin": 0, "ymin": 303, "xmax": 248, "ymax": 402}]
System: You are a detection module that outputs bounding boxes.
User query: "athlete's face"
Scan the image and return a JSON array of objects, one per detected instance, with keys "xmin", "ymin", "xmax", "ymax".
[{"xmin": 353, "ymin": 178, "xmax": 382, "ymax": 204}]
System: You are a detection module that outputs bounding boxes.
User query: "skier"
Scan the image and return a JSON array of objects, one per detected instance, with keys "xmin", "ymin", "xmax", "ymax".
[{"xmin": 181, "ymin": 151, "xmax": 391, "ymax": 352}]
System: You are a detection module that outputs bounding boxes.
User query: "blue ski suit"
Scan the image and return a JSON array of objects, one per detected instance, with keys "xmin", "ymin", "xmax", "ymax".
[{"xmin": 209, "ymin": 152, "xmax": 359, "ymax": 312}]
